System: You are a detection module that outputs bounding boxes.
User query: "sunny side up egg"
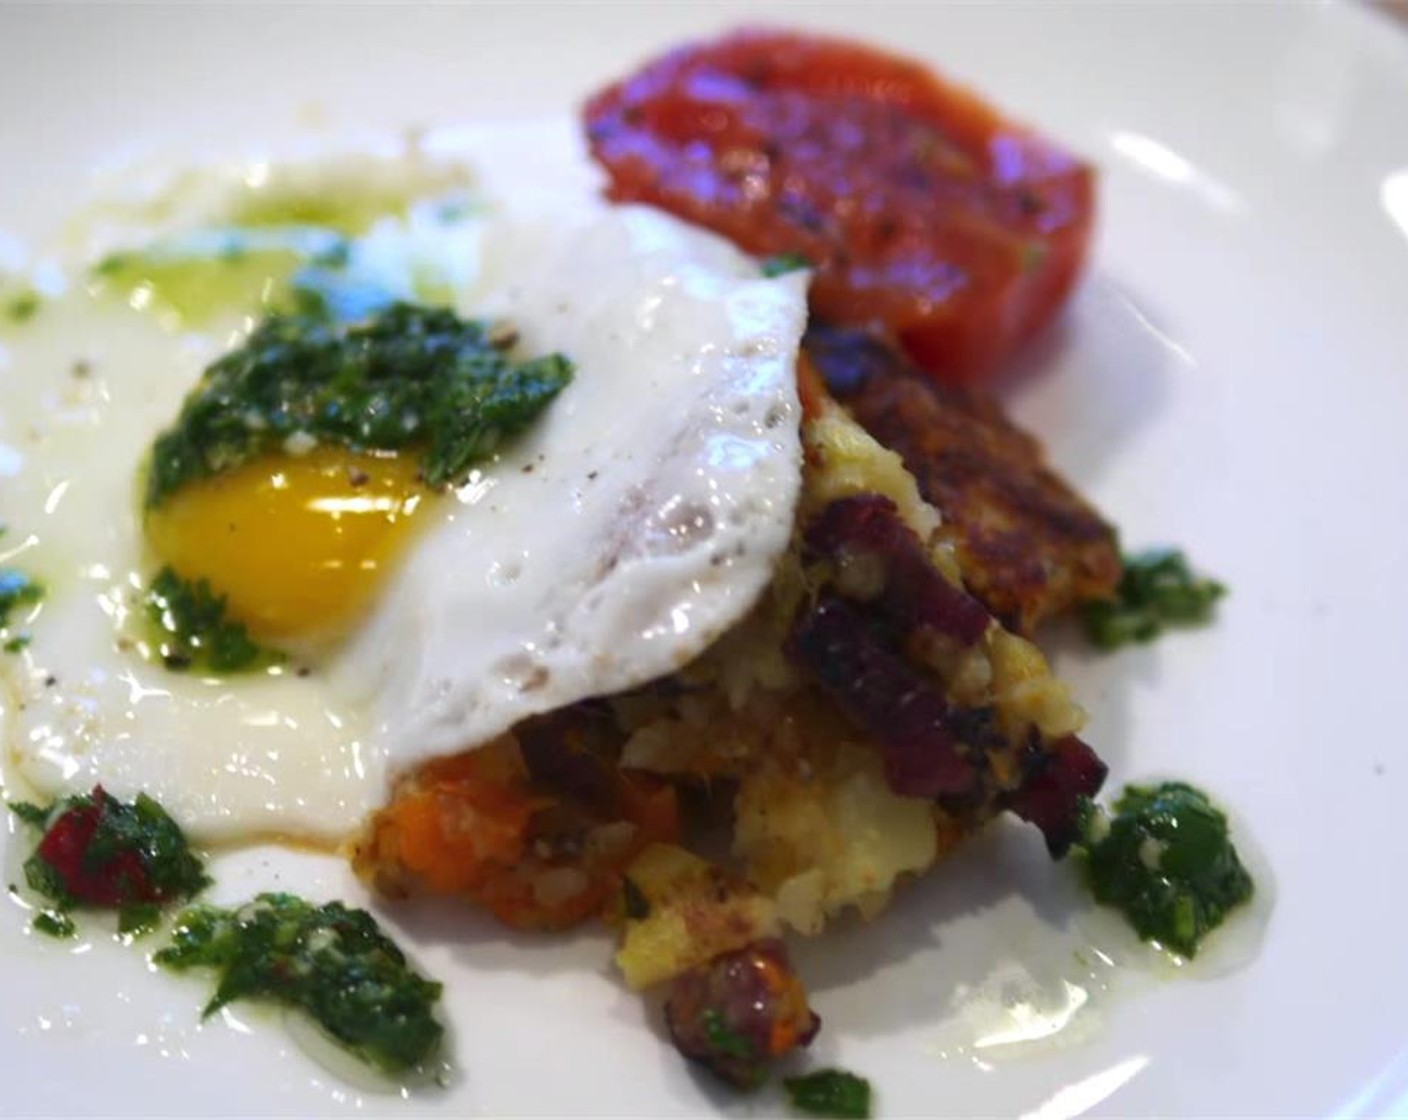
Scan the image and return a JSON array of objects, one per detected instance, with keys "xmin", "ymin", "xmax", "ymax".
[{"xmin": 0, "ymin": 128, "xmax": 809, "ymax": 846}]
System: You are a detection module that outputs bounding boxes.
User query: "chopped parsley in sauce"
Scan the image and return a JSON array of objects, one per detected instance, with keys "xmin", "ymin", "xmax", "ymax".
[
  {"xmin": 1082, "ymin": 548, "xmax": 1226, "ymax": 649},
  {"xmin": 8, "ymin": 786, "xmax": 209, "ymax": 937},
  {"xmin": 144, "ymin": 302, "xmax": 573, "ymax": 508},
  {"xmin": 784, "ymin": 1068, "xmax": 873, "ymax": 1119},
  {"xmin": 156, "ymin": 893, "xmax": 445, "ymax": 1075},
  {"xmin": 5, "ymin": 289, "xmax": 41, "ymax": 323},
  {"xmin": 93, "ymin": 227, "xmax": 348, "ymax": 328},
  {"xmin": 0, "ymin": 560, "xmax": 44, "ymax": 651},
  {"xmin": 1075, "ymin": 781, "xmax": 1253, "ymax": 957},
  {"xmin": 143, "ymin": 566, "xmax": 281, "ymax": 673},
  {"xmin": 88, "ymin": 152, "xmax": 474, "ymax": 326},
  {"xmin": 700, "ymin": 1008, "xmax": 753, "ymax": 1060},
  {"xmin": 760, "ymin": 251, "xmax": 813, "ymax": 278},
  {"xmin": 225, "ymin": 168, "xmax": 472, "ymax": 236}
]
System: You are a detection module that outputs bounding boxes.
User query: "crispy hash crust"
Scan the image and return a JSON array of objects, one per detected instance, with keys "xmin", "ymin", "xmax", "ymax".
[
  {"xmin": 804, "ymin": 324, "xmax": 1121, "ymax": 634},
  {"xmin": 354, "ymin": 385, "xmax": 1107, "ymax": 994}
]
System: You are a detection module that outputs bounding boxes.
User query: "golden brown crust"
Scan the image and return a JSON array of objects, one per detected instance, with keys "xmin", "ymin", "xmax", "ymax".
[{"xmin": 803, "ymin": 323, "xmax": 1121, "ymax": 634}]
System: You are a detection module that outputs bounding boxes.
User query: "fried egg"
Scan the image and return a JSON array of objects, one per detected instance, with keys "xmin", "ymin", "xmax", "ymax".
[{"xmin": 0, "ymin": 128, "xmax": 808, "ymax": 844}]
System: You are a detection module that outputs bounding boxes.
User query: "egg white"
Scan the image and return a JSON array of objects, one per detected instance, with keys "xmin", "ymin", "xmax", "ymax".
[
  {"xmin": 0, "ymin": 289, "xmax": 384, "ymax": 843},
  {"xmin": 0, "ymin": 126, "xmax": 808, "ymax": 844},
  {"xmin": 337, "ymin": 199, "xmax": 808, "ymax": 771}
]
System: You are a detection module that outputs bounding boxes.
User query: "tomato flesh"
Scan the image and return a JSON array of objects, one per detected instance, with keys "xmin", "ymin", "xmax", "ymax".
[{"xmin": 585, "ymin": 28, "xmax": 1096, "ymax": 383}]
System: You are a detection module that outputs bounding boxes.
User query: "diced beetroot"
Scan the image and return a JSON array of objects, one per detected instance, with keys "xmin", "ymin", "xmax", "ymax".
[
  {"xmin": 804, "ymin": 494, "xmax": 990, "ymax": 645},
  {"xmin": 1005, "ymin": 734, "xmax": 1108, "ymax": 855},
  {"xmin": 787, "ymin": 593, "xmax": 977, "ymax": 797}
]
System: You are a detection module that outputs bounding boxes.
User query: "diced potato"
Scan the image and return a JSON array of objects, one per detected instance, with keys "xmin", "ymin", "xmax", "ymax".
[
  {"xmin": 615, "ymin": 843, "xmax": 778, "ymax": 990},
  {"xmin": 987, "ymin": 628, "xmax": 1085, "ymax": 739},
  {"xmin": 805, "ymin": 409, "xmax": 938, "ymax": 537},
  {"xmin": 733, "ymin": 743, "xmax": 945, "ymax": 935}
]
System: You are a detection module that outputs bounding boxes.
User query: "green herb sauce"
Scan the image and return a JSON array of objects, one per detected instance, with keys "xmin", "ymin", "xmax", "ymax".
[
  {"xmin": 143, "ymin": 566, "xmax": 280, "ymax": 673},
  {"xmin": 0, "ymin": 567, "xmax": 44, "ymax": 626},
  {"xmin": 156, "ymin": 892, "xmax": 445, "ymax": 1075},
  {"xmin": 621, "ymin": 876, "xmax": 651, "ymax": 921},
  {"xmin": 760, "ymin": 251, "xmax": 813, "ymax": 278},
  {"xmin": 7, "ymin": 800, "xmax": 49, "ymax": 829},
  {"xmin": 89, "ymin": 156, "xmax": 476, "ymax": 327},
  {"xmin": 1076, "ymin": 781, "xmax": 1253, "ymax": 957},
  {"xmin": 226, "ymin": 174, "xmax": 471, "ymax": 237},
  {"xmin": 784, "ymin": 1069, "xmax": 873, "ymax": 1119},
  {"xmin": 92, "ymin": 227, "xmax": 345, "ymax": 327},
  {"xmin": 700, "ymin": 1008, "xmax": 753, "ymax": 1061},
  {"xmin": 6, "ymin": 289, "xmax": 41, "ymax": 323},
  {"xmin": 1082, "ymin": 548, "xmax": 1226, "ymax": 649},
  {"xmin": 32, "ymin": 911, "xmax": 76, "ymax": 939},
  {"xmin": 143, "ymin": 302, "xmax": 573, "ymax": 508},
  {"xmin": 117, "ymin": 901, "xmax": 163, "ymax": 937}
]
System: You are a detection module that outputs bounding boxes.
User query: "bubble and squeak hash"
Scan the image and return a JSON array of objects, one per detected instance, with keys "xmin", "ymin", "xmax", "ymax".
[{"xmin": 357, "ymin": 28, "xmax": 1116, "ymax": 1086}]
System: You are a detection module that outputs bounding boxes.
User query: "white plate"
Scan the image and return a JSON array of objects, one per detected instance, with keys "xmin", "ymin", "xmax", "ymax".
[{"xmin": 3, "ymin": 3, "xmax": 1408, "ymax": 1117}]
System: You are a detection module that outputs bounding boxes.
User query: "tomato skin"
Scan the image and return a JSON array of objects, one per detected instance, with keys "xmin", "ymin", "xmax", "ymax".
[{"xmin": 585, "ymin": 28, "xmax": 1095, "ymax": 383}]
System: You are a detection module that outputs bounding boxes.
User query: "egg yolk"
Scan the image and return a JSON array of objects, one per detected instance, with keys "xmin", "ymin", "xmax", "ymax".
[{"xmin": 144, "ymin": 448, "xmax": 429, "ymax": 643}]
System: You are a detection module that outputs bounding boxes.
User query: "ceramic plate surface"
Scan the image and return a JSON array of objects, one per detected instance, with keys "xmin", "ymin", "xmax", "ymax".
[{"xmin": 2, "ymin": 3, "xmax": 1408, "ymax": 1117}]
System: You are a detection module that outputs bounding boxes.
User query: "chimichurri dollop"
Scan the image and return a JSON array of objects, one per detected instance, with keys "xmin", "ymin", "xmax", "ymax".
[
  {"xmin": 144, "ymin": 302, "xmax": 573, "ymax": 508},
  {"xmin": 156, "ymin": 892, "xmax": 444, "ymax": 1075},
  {"xmin": 1076, "ymin": 781, "xmax": 1253, "ymax": 957}
]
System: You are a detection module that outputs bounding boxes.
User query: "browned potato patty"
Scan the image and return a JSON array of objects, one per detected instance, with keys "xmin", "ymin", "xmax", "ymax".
[{"xmin": 804, "ymin": 324, "xmax": 1121, "ymax": 634}]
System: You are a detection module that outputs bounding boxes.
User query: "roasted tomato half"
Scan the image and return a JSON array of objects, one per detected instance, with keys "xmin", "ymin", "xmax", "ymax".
[{"xmin": 585, "ymin": 27, "xmax": 1096, "ymax": 383}]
